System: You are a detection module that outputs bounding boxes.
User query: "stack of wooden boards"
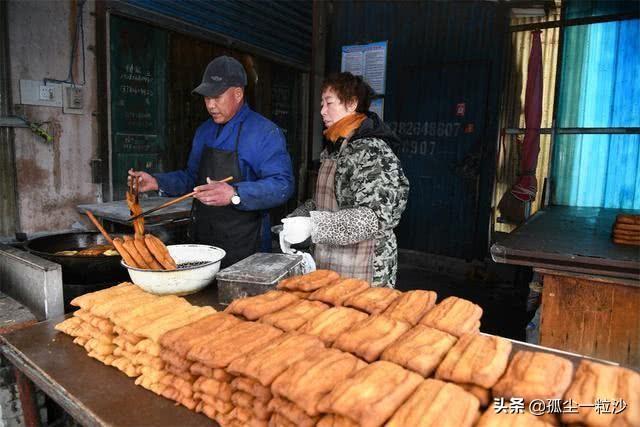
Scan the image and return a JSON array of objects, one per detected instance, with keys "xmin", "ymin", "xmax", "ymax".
[
  {"xmin": 612, "ymin": 214, "xmax": 640, "ymax": 246},
  {"xmin": 56, "ymin": 270, "xmax": 640, "ymax": 427}
]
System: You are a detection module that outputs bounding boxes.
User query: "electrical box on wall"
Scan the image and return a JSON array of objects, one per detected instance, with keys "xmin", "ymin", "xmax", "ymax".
[
  {"xmin": 18, "ymin": 80, "xmax": 84, "ymax": 114},
  {"xmin": 19, "ymin": 79, "xmax": 63, "ymax": 107},
  {"xmin": 63, "ymin": 84, "xmax": 84, "ymax": 114}
]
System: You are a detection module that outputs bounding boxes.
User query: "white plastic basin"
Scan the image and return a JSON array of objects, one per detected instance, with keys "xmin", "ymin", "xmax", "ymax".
[{"xmin": 122, "ymin": 244, "xmax": 226, "ymax": 295}]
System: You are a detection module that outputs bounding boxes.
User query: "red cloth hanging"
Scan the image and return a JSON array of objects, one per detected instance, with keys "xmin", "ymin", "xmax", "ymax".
[{"xmin": 511, "ymin": 30, "xmax": 543, "ymax": 202}]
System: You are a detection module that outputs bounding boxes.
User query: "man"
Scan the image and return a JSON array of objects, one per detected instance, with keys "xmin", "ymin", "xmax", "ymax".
[{"xmin": 129, "ymin": 56, "xmax": 294, "ymax": 267}]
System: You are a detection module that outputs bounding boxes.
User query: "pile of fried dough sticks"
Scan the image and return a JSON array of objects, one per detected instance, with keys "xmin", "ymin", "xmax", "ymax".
[{"xmin": 56, "ymin": 270, "xmax": 639, "ymax": 427}]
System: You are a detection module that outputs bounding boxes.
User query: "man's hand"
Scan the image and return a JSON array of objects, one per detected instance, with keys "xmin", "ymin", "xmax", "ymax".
[
  {"xmin": 128, "ymin": 169, "xmax": 159, "ymax": 192},
  {"xmin": 193, "ymin": 177, "xmax": 235, "ymax": 206}
]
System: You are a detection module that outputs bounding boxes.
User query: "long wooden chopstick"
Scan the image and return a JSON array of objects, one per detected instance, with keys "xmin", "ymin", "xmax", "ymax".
[
  {"xmin": 127, "ymin": 176, "xmax": 233, "ymax": 222},
  {"xmin": 85, "ymin": 210, "xmax": 114, "ymax": 245}
]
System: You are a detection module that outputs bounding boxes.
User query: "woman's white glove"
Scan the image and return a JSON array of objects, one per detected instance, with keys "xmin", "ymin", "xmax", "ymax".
[
  {"xmin": 281, "ymin": 217, "xmax": 312, "ymax": 244},
  {"xmin": 279, "ymin": 218, "xmax": 316, "ymax": 274}
]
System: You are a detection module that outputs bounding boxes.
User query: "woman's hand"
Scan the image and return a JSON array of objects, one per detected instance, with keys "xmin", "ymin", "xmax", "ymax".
[
  {"xmin": 193, "ymin": 177, "xmax": 235, "ymax": 206},
  {"xmin": 282, "ymin": 217, "xmax": 312, "ymax": 244},
  {"xmin": 128, "ymin": 169, "xmax": 159, "ymax": 192}
]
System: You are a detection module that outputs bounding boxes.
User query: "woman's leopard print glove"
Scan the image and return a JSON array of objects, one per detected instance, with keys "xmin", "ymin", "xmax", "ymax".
[
  {"xmin": 287, "ymin": 199, "xmax": 316, "ymax": 218},
  {"xmin": 310, "ymin": 207, "xmax": 378, "ymax": 246}
]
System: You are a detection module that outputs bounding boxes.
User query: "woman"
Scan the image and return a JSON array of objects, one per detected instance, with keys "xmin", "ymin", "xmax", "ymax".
[{"xmin": 284, "ymin": 72, "xmax": 409, "ymax": 287}]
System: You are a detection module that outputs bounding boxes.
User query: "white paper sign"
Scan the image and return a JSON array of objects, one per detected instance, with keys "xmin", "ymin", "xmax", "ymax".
[
  {"xmin": 341, "ymin": 46, "xmax": 364, "ymax": 76},
  {"xmin": 341, "ymin": 41, "xmax": 388, "ymax": 95}
]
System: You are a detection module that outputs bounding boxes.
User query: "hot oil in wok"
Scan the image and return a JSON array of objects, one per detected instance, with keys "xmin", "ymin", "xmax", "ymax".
[{"xmin": 54, "ymin": 244, "xmax": 118, "ymax": 257}]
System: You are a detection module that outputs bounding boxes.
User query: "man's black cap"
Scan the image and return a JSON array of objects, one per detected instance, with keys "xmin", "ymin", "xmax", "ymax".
[{"xmin": 192, "ymin": 56, "xmax": 247, "ymax": 97}]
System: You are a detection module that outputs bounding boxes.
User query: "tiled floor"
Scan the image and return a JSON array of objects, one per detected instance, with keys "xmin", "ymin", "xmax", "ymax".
[{"xmin": 396, "ymin": 263, "xmax": 533, "ymax": 341}]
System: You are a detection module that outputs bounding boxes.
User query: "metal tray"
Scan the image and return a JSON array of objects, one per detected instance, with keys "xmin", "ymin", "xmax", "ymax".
[{"xmin": 216, "ymin": 252, "xmax": 304, "ymax": 305}]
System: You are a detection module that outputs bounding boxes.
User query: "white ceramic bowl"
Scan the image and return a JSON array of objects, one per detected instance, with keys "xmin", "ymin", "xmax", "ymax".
[{"xmin": 121, "ymin": 244, "xmax": 226, "ymax": 295}]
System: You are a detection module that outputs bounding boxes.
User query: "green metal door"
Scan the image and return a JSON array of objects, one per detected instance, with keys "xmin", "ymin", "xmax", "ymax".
[{"xmin": 109, "ymin": 15, "xmax": 167, "ymax": 200}]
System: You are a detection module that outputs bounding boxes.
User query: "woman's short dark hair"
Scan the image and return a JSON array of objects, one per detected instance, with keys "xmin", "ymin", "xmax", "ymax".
[{"xmin": 321, "ymin": 72, "xmax": 374, "ymax": 113}]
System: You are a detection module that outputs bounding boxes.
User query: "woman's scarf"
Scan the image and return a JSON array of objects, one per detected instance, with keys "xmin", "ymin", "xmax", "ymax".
[{"xmin": 323, "ymin": 113, "xmax": 367, "ymax": 144}]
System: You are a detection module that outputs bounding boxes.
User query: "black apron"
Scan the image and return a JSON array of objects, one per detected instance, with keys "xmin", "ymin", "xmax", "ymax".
[{"xmin": 191, "ymin": 122, "xmax": 261, "ymax": 268}]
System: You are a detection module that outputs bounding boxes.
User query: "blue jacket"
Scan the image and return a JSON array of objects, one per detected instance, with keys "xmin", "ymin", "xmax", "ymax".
[{"xmin": 154, "ymin": 103, "xmax": 294, "ymax": 250}]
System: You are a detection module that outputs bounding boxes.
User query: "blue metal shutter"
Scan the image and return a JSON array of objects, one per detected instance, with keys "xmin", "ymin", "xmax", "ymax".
[
  {"xmin": 125, "ymin": 0, "xmax": 312, "ymax": 67},
  {"xmin": 552, "ymin": 18, "xmax": 640, "ymax": 208},
  {"xmin": 326, "ymin": 1, "xmax": 508, "ymax": 260}
]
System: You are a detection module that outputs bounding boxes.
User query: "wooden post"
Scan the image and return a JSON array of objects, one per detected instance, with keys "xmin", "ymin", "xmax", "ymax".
[{"xmin": 14, "ymin": 369, "xmax": 41, "ymax": 427}]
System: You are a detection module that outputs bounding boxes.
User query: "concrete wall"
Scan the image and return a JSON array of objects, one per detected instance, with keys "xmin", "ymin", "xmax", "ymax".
[{"xmin": 8, "ymin": 0, "xmax": 100, "ymax": 235}]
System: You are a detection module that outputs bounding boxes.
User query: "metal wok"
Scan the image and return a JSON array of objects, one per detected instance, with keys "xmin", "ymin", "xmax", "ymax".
[{"xmin": 24, "ymin": 232, "xmax": 129, "ymax": 284}]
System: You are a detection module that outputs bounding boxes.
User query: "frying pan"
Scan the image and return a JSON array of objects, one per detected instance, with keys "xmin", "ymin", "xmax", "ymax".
[{"xmin": 24, "ymin": 232, "xmax": 129, "ymax": 284}]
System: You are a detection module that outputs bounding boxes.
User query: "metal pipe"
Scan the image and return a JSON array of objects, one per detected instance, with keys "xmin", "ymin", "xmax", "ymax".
[
  {"xmin": 0, "ymin": 0, "xmax": 20, "ymax": 236},
  {"xmin": 0, "ymin": 117, "xmax": 29, "ymax": 128},
  {"xmin": 509, "ymin": 11, "xmax": 640, "ymax": 32},
  {"xmin": 310, "ymin": 0, "xmax": 327, "ymax": 162},
  {"xmin": 95, "ymin": 0, "xmax": 110, "ymax": 201},
  {"xmin": 544, "ymin": 2, "xmax": 566, "ymax": 210},
  {"xmin": 504, "ymin": 127, "xmax": 640, "ymax": 135},
  {"xmin": 0, "ymin": 1, "xmax": 9, "ymax": 118}
]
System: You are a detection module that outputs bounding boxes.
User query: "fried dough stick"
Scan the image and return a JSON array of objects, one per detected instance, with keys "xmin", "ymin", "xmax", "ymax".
[
  {"xmin": 145, "ymin": 234, "xmax": 177, "ymax": 270},
  {"xmin": 123, "ymin": 235, "xmax": 151, "ymax": 269},
  {"xmin": 134, "ymin": 234, "xmax": 163, "ymax": 270},
  {"xmin": 112, "ymin": 238, "xmax": 142, "ymax": 268},
  {"xmin": 127, "ymin": 175, "xmax": 145, "ymax": 237}
]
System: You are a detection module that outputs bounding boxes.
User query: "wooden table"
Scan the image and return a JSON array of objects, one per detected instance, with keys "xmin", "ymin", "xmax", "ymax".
[
  {"xmin": 1, "ymin": 284, "xmax": 632, "ymax": 427},
  {"xmin": 0, "ymin": 287, "xmax": 223, "ymax": 427},
  {"xmin": 491, "ymin": 206, "xmax": 640, "ymax": 367}
]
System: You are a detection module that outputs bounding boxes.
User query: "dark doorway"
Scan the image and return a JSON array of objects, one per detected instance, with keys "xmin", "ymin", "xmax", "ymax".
[{"xmin": 109, "ymin": 16, "xmax": 306, "ymax": 227}]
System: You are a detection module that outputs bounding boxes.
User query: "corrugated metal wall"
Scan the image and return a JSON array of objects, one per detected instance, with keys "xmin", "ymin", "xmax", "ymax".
[
  {"xmin": 493, "ymin": 1, "xmax": 640, "ymax": 227},
  {"xmin": 326, "ymin": 1, "xmax": 509, "ymax": 260},
  {"xmin": 552, "ymin": 18, "xmax": 640, "ymax": 208},
  {"xmin": 493, "ymin": 10, "xmax": 560, "ymax": 233},
  {"xmin": 125, "ymin": 0, "xmax": 312, "ymax": 67}
]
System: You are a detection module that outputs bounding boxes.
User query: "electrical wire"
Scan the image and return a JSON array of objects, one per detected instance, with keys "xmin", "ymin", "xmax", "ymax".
[
  {"xmin": 79, "ymin": 0, "xmax": 86, "ymax": 85},
  {"xmin": 44, "ymin": 0, "xmax": 86, "ymax": 86},
  {"xmin": 0, "ymin": 2, "xmax": 84, "ymax": 140}
]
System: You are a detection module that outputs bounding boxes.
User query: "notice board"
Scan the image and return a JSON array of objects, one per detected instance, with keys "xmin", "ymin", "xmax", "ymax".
[
  {"xmin": 109, "ymin": 15, "xmax": 167, "ymax": 200},
  {"xmin": 341, "ymin": 41, "xmax": 388, "ymax": 95}
]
